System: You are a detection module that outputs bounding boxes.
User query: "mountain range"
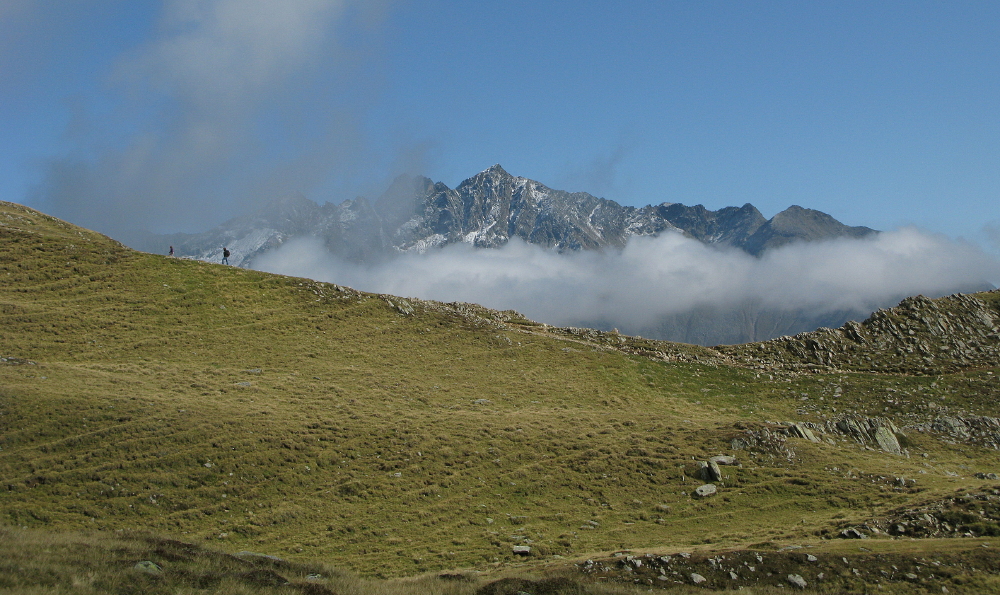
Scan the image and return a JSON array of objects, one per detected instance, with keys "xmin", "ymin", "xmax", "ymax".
[
  {"xmin": 122, "ymin": 165, "xmax": 943, "ymax": 345},
  {"xmin": 127, "ymin": 164, "xmax": 876, "ymax": 269}
]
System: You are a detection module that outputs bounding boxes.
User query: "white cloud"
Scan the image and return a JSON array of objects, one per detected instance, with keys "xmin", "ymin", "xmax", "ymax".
[
  {"xmin": 31, "ymin": 0, "xmax": 389, "ymax": 236},
  {"xmin": 127, "ymin": 0, "xmax": 346, "ymax": 113},
  {"xmin": 254, "ymin": 227, "xmax": 1000, "ymax": 341}
]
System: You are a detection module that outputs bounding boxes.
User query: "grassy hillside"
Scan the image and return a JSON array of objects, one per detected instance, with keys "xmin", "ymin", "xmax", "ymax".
[{"xmin": 2, "ymin": 201, "xmax": 1000, "ymax": 592}]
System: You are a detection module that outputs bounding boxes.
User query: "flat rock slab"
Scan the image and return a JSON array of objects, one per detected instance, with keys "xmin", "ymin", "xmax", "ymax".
[{"xmin": 694, "ymin": 484, "xmax": 717, "ymax": 498}]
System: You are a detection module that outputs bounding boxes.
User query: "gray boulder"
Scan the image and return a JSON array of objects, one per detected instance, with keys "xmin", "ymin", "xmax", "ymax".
[
  {"xmin": 694, "ymin": 484, "xmax": 717, "ymax": 498},
  {"xmin": 873, "ymin": 426, "xmax": 902, "ymax": 454},
  {"xmin": 699, "ymin": 460, "xmax": 723, "ymax": 481},
  {"xmin": 710, "ymin": 455, "xmax": 738, "ymax": 466}
]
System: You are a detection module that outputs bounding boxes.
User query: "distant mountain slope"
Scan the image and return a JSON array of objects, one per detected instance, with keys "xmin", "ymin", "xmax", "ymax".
[{"xmin": 126, "ymin": 164, "xmax": 876, "ymax": 267}]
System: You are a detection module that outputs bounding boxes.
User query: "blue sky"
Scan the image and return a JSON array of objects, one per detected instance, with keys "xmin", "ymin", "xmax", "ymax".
[{"xmin": 2, "ymin": 1, "xmax": 999, "ymax": 249}]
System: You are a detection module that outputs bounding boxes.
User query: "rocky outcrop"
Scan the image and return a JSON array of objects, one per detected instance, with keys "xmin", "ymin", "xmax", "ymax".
[
  {"xmin": 578, "ymin": 546, "xmax": 1000, "ymax": 591},
  {"xmin": 734, "ymin": 416, "xmax": 907, "ymax": 456},
  {"xmin": 855, "ymin": 488, "xmax": 1000, "ymax": 539},
  {"xmin": 719, "ymin": 291, "xmax": 1000, "ymax": 374},
  {"xmin": 828, "ymin": 417, "xmax": 904, "ymax": 454},
  {"xmin": 785, "ymin": 422, "xmax": 821, "ymax": 443},
  {"xmin": 917, "ymin": 415, "xmax": 1000, "ymax": 449}
]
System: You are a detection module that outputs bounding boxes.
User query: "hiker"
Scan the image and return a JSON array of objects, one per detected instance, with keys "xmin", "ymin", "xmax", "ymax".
[
  {"xmin": 222, "ymin": 247, "xmax": 230, "ymax": 265},
  {"xmin": 168, "ymin": 245, "xmax": 174, "ymax": 257}
]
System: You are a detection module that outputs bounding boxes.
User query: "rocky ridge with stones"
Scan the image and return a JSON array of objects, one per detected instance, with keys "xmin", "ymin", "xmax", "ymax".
[
  {"xmin": 835, "ymin": 486, "xmax": 1000, "ymax": 540},
  {"xmin": 574, "ymin": 546, "xmax": 1000, "ymax": 591},
  {"xmin": 718, "ymin": 291, "xmax": 1000, "ymax": 375}
]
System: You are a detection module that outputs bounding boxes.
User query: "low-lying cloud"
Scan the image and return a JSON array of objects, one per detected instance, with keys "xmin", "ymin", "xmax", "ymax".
[{"xmin": 254, "ymin": 227, "xmax": 1000, "ymax": 343}]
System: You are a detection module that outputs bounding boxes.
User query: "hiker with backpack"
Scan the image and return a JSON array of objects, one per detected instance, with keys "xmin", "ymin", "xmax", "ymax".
[{"xmin": 222, "ymin": 247, "xmax": 230, "ymax": 265}]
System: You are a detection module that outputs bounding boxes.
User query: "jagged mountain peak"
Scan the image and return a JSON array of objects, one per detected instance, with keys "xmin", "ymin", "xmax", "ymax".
[
  {"xmin": 482, "ymin": 163, "xmax": 510, "ymax": 176},
  {"xmin": 459, "ymin": 163, "xmax": 522, "ymax": 190},
  {"xmin": 132, "ymin": 164, "xmax": 876, "ymax": 271}
]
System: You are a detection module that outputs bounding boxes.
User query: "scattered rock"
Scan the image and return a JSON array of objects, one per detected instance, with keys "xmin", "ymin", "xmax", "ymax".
[
  {"xmin": 699, "ymin": 460, "xmax": 723, "ymax": 482},
  {"xmin": 733, "ymin": 423, "xmax": 794, "ymax": 460},
  {"xmin": 0, "ymin": 356, "xmax": 35, "ymax": 366},
  {"xmin": 512, "ymin": 545, "xmax": 531, "ymax": 555},
  {"xmin": 710, "ymin": 455, "xmax": 738, "ymax": 466},
  {"xmin": 694, "ymin": 484, "xmax": 717, "ymax": 498},
  {"xmin": 787, "ymin": 574, "xmax": 807, "ymax": 589},
  {"xmin": 786, "ymin": 422, "xmax": 820, "ymax": 443},
  {"xmin": 385, "ymin": 298, "xmax": 415, "ymax": 316},
  {"xmin": 976, "ymin": 472, "xmax": 999, "ymax": 480},
  {"xmin": 133, "ymin": 561, "xmax": 162, "ymax": 574},
  {"xmin": 839, "ymin": 528, "xmax": 867, "ymax": 539},
  {"xmin": 873, "ymin": 426, "xmax": 902, "ymax": 455},
  {"xmin": 689, "ymin": 572, "xmax": 706, "ymax": 584}
]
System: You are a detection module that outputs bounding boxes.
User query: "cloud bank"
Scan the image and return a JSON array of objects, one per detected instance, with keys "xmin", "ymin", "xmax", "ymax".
[{"xmin": 254, "ymin": 227, "xmax": 1000, "ymax": 343}]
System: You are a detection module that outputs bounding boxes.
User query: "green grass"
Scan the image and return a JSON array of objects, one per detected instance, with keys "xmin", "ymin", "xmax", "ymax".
[{"xmin": 2, "ymin": 201, "xmax": 1000, "ymax": 591}]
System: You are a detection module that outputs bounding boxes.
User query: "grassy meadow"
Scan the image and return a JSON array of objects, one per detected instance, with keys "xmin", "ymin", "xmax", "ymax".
[{"xmin": 2, "ymin": 201, "xmax": 1000, "ymax": 593}]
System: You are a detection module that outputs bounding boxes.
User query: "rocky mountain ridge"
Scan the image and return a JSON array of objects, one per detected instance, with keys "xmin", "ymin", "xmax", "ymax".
[
  {"xmin": 717, "ymin": 290, "xmax": 1000, "ymax": 374},
  {"xmin": 130, "ymin": 164, "xmax": 876, "ymax": 267}
]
